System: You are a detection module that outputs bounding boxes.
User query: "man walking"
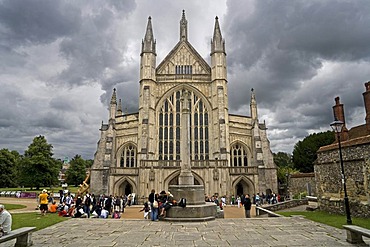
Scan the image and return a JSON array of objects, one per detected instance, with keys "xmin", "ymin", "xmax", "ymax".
[
  {"xmin": 243, "ymin": 194, "xmax": 252, "ymax": 218},
  {"xmin": 0, "ymin": 204, "xmax": 12, "ymax": 235}
]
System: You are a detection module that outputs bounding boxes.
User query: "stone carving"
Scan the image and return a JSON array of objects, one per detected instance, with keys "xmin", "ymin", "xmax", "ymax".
[
  {"xmin": 213, "ymin": 168, "xmax": 219, "ymax": 181},
  {"xmin": 149, "ymin": 166, "xmax": 155, "ymax": 181}
]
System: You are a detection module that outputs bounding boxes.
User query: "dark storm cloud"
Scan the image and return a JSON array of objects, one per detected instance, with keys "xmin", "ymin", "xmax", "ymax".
[
  {"xmin": 0, "ymin": 0, "xmax": 81, "ymax": 45},
  {"xmin": 1, "ymin": 0, "xmax": 369, "ymax": 158},
  {"xmin": 223, "ymin": 0, "xmax": 370, "ymax": 152}
]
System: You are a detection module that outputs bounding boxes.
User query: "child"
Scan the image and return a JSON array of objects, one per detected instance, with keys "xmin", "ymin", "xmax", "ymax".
[
  {"xmin": 139, "ymin": 202, "xmax": 150, "ymax": 219},
  {"xmin": 112, "ymin": 210, "xmax": 121, "ymax": 219}
]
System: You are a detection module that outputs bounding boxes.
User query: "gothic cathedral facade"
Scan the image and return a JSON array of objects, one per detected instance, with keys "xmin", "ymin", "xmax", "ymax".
[{"xmin": 90, "ymin": 12, "xmax": 278, "ymax": 202}]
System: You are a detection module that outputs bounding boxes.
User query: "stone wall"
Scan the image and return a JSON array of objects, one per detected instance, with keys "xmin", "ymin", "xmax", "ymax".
[
  {"xmin": 262, "ymin": 199, "xmax": 308, "ymax": 212},
  {"xmin": 289, "ymin": 173, "xmax": 316, "ymax": 197},
  {"xmin": 316, "ymin": 140, "xmax": 370, "ymax": 218}
]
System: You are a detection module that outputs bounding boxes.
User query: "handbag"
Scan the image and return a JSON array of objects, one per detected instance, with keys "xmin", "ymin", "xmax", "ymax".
[{"xmin": 153, "ymin": 200, "xmax": 158, "ymax": 208}]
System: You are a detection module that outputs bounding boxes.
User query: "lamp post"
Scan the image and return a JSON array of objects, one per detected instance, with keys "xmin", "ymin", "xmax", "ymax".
[{"xmin": 330, "ymin": 119, "xmax": 352, "ymax": 225}]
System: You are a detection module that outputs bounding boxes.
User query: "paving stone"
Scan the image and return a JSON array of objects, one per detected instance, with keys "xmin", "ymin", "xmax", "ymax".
[{"xmin": 26, "ymin": 217, "xmax": 370, "ymax": 247}]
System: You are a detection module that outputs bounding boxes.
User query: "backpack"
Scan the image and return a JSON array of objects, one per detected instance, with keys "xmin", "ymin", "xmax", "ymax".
[
  {"xmin": 178, "ymin": 198, "xmax": 186, "ymax": 208},
  {"xmin": 85, "ymin": 196, "xmax": 91, "ymax": 206}
]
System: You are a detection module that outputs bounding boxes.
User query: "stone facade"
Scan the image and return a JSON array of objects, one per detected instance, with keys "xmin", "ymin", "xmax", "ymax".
[
  {"xmin": 90, "ymin": 12, "xmax": 278, "ymax": 203},
  {"xmin": 289, "ymin": 173, "xmax": 316, "ymax": 197},
  {"xmin": 315, "ymin": 82, "xmax": 370, "ymax": 218}
]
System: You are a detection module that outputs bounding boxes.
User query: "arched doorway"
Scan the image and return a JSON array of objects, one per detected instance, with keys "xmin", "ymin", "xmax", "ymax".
[
  {"xmin": 236, "ymin": 182, "xmax": 244, "ymax": 196},
  {"xmin": 233, "ymin": 177, "xmax": 254, "ymax": 197},
  {"xmin": 118, "ymin": 180, "xmax": 133, "ymax": 196}
]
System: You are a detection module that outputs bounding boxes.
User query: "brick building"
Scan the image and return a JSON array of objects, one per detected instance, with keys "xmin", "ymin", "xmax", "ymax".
[{"xmin": 315, "ymin": 82, "xmax": 370, "ymax": 218}]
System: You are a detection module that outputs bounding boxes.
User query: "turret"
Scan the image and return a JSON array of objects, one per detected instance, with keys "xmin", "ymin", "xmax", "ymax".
[
  {"xmin": 117, "ymin": 98, "xmax": 122, "ymax": 116},
  {"xmin": 180, "ymin": 10, "xmax": 188, "ymax": 41},
  {"xmin": 141, "ymin": 17, "xmax": 156, "ymax": 54},
  {"xmin": 140, "ymin": 16, "xmax": 156, "ymax": 81},
  {"xmin": 211, "ymin": 16, "xmax": 225, "ymax": 54},
  {"xmin": 250, "ymin": 88, "xmax": 258, "ymax": 121},
  {"xmin": 211, "ymin": 16, "xmax": 226, "ymax": 81},
  {"xmin": 109, "ymin": 88, "xmax": 117, "ymax": 120}
]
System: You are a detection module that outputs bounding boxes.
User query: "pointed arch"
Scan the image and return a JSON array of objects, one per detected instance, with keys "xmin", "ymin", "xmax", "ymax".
[
  {"xmin": 229, "ymin": 141, "xmax": 251, "ymax": 167},
  {"xmin": 156, "ymin": 85, "xmax": 211, "ymax": 161},
  {"xmin": 116, "ymin": 142, "xmax": 137, "ymax": 167},
  {"xmin": 232, "ymin": 176, "xmax": 255, "ymax": 197},
  {"xmin": 113, "ymin": 176, "xmax": 137, "ymax": 196}
]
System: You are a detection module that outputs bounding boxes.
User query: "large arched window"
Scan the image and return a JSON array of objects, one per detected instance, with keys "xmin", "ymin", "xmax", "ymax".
[
  {"xmin": 120, "ymin": 145, "xmax": 137, "ymax": 167},
  {"xmin": 158, "ymin": 90, "xmax": 209, "ymax": 160},
  {"xmin": 230, "ymin": 143, "xmax": 248, "ymax": 166}
]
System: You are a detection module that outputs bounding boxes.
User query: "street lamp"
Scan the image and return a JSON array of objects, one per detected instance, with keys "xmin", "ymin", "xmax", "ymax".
[{"xmin": 330, "ymin": 119, "xmax": 352, "ymax": 225}]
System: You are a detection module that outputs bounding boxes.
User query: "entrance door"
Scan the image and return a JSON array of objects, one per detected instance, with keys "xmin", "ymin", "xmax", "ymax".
[
  {"xmin": 235, "ymin": 179, "xmax": 252, "ymax": 196},
  {"xmin": 119, "ymin": 180, "xmax": 133, "ymax": 196},
  {"xmin": 125, "ymin": 184, "xmax": 132, "ymax": 196},
  {"xmin": 236, "ymin": 183, "xmax": 243, "ymax": 197}
]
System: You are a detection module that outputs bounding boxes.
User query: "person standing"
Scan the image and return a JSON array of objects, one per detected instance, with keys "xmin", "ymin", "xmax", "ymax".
[
  {"xmin": 148, "ymin": 189, "xmax": 158, "ymax": 221},
  {"xmin": 39, "ymin": 189, "xmax": 49, "ymax": 216},
  {"xmin": 0, "ymin": 204, "xmax": 12, "ymax": 235},
  {"xmin": 243, "ymin": 194, "xmax": 252, "ymax": 218},
  {"xmin": 83, "ymin": 193, "xmax": 92, "ymax": 218},
  {"xmin": 236, "ymin": 195, "xmax": 241, "ymax": 208}
]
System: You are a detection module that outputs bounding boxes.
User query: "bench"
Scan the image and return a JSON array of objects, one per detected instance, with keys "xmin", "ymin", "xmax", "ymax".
[
  {"xmin": 343, "ymin": 225, "xmax": 370, "ymax": 244},
  {"xmin": 0, "ymin": 227, "xmax": 36, "ymax": 247}
]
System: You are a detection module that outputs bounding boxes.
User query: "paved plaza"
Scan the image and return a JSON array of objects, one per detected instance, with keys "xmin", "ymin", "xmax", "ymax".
[{"xmin": 3, "ymin": 216, "xmax": 369, "ymax": 247}]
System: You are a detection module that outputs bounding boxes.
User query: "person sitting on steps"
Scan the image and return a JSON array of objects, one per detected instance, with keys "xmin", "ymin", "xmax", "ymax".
[{"xmin": 159, "ymin": 191, "xmax": 174, "ymax": 218}]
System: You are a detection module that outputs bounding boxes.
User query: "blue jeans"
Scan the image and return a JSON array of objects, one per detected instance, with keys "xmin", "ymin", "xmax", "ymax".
[
  {"xmin": 84, "ymin": 205, "xmax": 91, "ymax": 218},
  {"xmin": 150, "ymin": 204, "xmax": 158, "ymax": 221}
]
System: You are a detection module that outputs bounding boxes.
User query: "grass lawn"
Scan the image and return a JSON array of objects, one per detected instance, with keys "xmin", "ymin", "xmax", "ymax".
[
  {"xmin": 12, "ymin": 212, "xmax": 69, "ymax": 231},
  {"xmin": 2, "ymin": 204, "xmax": 27, "ymax": 210},
  {"xmin": 279, "ymin": 211, "xmax": 370, "ymax": 230}
]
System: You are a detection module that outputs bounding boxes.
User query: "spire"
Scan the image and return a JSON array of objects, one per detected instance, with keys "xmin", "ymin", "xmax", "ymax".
[
  {"xmin": 250, "ymin": 88, "xmax": 258, "ymax": 120},
  {"xmin": 141, "ymin": 16, "xmax": 156, "ymax": 54},
  {"xmin": 110, "ymin": 88, "xmax": 117, "ymax": 105},
  {"xmin": 117, "ymin": 98, "xmax": 122, "ymax": 115},
  {"xmin": 211, "ymin": 16, "xmax": 225, "ymax": 54},
  {"xmin": 180, "ymin": 10, "xmax": 188, "ymax": 41}
]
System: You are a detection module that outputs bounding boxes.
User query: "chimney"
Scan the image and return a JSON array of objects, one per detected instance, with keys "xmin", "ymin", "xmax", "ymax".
[
  {"xmin": 363, "ymin": 81, "xmax": 370, "ymax": 132},
  {"xmin": 332, "ymin": 96, "xmax": 349, "ymax": 141}
]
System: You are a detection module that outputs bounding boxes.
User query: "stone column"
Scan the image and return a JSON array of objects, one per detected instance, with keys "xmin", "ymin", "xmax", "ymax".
[{"xmin": 179, "ymin": 90, "xmax": 194, "ymax": 185}]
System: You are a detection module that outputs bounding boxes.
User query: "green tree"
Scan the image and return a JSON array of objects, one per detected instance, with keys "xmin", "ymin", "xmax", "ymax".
[
  {"xmin": 65, "ymin": 155, "xmax": 87, "ymax": 186},
  {"xmin": 0, "ymin": 149, "xmax": 20, "ymax": 187},
  {"xmin": 292, "ymin": 131, "xmax": 335, "ymax": 173},
  {"xmin": 85, "ymin": 159, "xmax": 93, "ymax": 168},
  {"xmin": 273, "ymin": 152, "xmax": 297, "ymax": 184},
  {"xmin": 273, "ymin": 152, "xmax": 293, "ymax": 168},
  {"xmin": 18, "ymin": 135, "xmax": 59, "ymax": 189}
]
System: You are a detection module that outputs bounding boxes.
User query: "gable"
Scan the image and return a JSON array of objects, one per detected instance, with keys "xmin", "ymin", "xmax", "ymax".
[{"xmin": 156, "ymin": 41, "xmax": 211, "ymax": 75}]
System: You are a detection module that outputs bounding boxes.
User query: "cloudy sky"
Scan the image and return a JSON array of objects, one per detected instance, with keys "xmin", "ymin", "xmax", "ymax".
[{"xmin": 1, "ymin": 0, "xmax": 370, "ymax": 160}]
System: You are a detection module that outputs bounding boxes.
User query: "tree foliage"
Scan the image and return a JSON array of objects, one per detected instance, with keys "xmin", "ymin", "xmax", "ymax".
[
  {"xmin": 273, "ymin": 152, "xmax": 298, "ymax": 184},
  {"xmin": 18, "ymin": 135, "xmax": 59, "ymax": 189},
  {"xmin": 292, "ymin": 131, "xmax": 335, "ymax": 173},
  {"xmin": 273, "ymin": 152, "xmax": 293, "ymax": 168},
  {"xmin": 65, "ymin": 154, "xmax": 87, "ymax": 186},
  {"xmin": 0, "ymin": 149, "xmax": 20, "ymax": 187}
]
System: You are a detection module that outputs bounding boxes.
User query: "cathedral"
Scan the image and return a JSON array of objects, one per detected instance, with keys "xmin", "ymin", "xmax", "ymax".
[{"xmin": 90, "ymin": 11, "xmax": 278, "ymax": 203}]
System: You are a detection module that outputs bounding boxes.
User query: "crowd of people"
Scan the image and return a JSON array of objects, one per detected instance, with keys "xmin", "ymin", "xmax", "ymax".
[
  {"xmin": 38, "ymin": 190, "xmax": 135, "ymax": 219},
  {"xmin": 35, "ymin": 188, "xmax": 282, "ymax": 221}
]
